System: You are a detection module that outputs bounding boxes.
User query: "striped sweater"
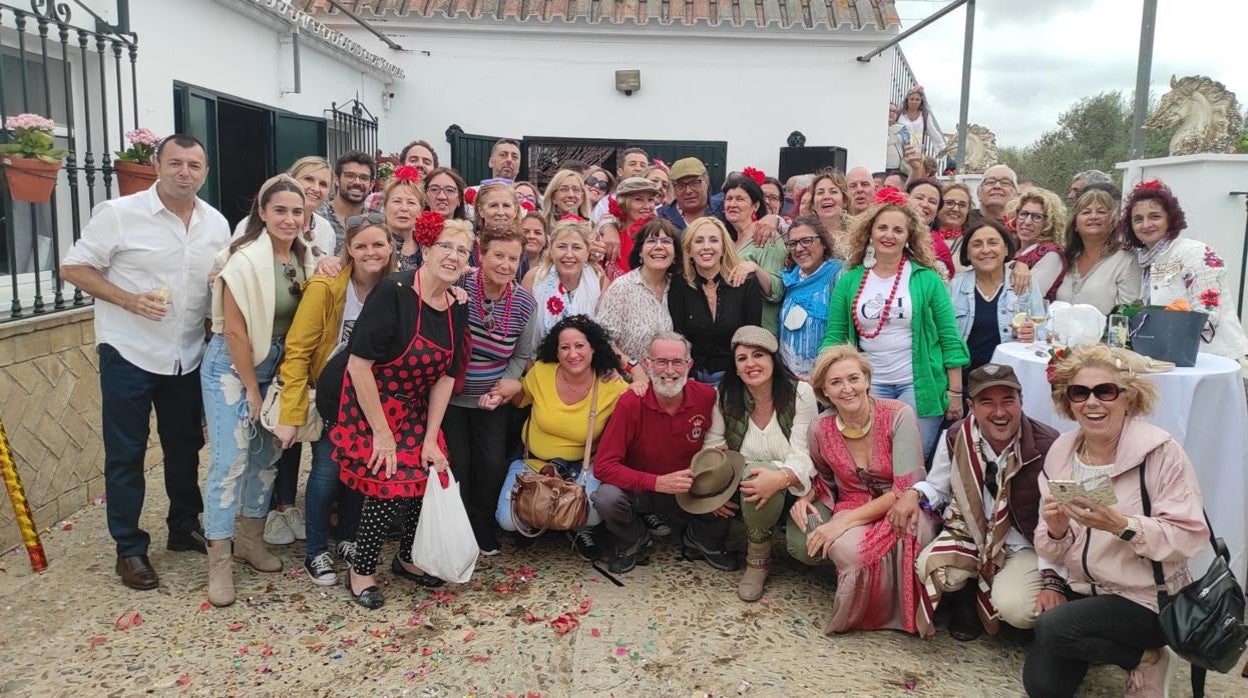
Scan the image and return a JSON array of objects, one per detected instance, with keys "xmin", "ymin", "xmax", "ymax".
[{"xmin": 450, "ymin": 270, "xmax": 538, "ymax": 408}]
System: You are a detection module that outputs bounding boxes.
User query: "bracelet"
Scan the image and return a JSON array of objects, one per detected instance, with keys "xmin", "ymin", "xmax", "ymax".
[{"xmin": 947, "ymin": 388, "xmax": 963, "ymax": 395}]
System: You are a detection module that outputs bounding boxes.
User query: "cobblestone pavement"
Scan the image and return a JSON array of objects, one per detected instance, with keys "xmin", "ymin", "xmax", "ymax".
[{"xmin": 1, "ymin": 470, "xmax": 1241, "ymax": 697}]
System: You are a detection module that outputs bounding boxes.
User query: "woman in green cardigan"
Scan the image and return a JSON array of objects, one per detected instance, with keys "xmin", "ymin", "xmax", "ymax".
[{"xmin": 820, "ymin": 188, "xmax": 969, "ymax": 462}]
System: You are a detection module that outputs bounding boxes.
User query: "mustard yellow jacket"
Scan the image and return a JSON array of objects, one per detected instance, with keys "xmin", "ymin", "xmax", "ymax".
[{"xmin": 278, "ymin": 265, "xmax": 352, "ymax": 425}]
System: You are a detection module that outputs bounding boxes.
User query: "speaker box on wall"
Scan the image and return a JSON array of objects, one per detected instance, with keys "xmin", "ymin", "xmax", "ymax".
[{"xmin": 778, "ymin": 146, "xmax": 848, "ymax": 181}]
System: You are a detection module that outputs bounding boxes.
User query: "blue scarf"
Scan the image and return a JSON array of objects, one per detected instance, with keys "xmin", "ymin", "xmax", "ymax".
[{"xmin": 782, "ymin": 259, "xmax": 840, "ymax": 322}]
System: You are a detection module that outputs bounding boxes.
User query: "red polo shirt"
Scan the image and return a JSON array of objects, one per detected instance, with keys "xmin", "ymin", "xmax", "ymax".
[{"xmin": 594, "ymin": 380, "xmax": 716, "ymax": 492}]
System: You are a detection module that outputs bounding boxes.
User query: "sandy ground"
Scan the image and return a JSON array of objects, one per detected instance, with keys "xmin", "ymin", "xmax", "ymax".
[{"xmin": 1, "ymin": 468, "xmax": 1242, "ymax": 697}]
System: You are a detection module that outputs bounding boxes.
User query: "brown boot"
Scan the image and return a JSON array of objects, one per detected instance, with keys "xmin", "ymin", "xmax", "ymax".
[
  {"xmin": 234, "ymin": 517, "xmax": 282, "ymax": 572},
  {"xmin": 207, "ymin": 540, "xmax": 235, "ymax": 607},
  {"xmin": 738, "ymin": 540, "xmax": 772, "ymax": 602}
]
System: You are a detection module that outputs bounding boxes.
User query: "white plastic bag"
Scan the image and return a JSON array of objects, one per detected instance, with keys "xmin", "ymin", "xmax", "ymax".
[{"xmin": 410, "ymin": 473, "xmax": 479, "ymax": 584}]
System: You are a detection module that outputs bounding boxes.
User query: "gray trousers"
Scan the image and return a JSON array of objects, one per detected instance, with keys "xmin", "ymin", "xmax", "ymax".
[{"xmin": 592, "ymin": 483, "xmax": 731, "ymax": 554}]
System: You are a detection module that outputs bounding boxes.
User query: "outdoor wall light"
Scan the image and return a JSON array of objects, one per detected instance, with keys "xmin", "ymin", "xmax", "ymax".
[{"xmin": 615, "ymin": 70, "xmax": 641, "ymax": 96}]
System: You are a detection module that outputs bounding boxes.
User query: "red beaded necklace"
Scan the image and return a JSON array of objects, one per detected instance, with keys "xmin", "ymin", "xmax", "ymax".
[
  {"xmin": 851, "ymin": 260, "xmax": 906, "ymax": 339},
  {"xmin": 473, "ymin": 272, "xmax": 514, "ymax": 340}
]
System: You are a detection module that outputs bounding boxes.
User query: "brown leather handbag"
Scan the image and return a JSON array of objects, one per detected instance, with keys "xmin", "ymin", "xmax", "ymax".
[{"xmin": 510, "ymin": 381, "xmax": 598, "ymax": 537}]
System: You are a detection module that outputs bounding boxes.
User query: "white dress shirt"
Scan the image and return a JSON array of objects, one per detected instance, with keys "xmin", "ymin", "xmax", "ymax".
[{"xmin": 62, "ymin": 186, "xmax": 231, "ymax": 375}]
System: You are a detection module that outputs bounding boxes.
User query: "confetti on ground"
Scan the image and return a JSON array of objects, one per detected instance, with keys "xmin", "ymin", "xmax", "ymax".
[{"xmin": 590, "ymin": 628, "xmax": 601, "ymax": 638}]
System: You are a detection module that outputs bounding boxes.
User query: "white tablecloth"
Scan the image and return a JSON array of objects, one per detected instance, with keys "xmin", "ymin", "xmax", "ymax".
[{"xmin": 991, "ymin": 342, "xmax": 1248, "ymax": 578}]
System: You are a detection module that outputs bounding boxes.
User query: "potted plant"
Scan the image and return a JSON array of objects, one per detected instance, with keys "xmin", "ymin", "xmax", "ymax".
[
  {"xmin": 114, "ymin": 127, "xmax": 160, "ymax": 196},
  {"xmin": 0, "ymin": 113, "xmax": 67, "ymax": 203}
]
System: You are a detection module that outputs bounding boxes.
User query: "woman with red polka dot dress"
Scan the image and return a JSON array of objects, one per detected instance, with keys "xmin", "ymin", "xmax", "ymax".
[{"xmin": 327, "ymin": 214, "xmax": 472, "ymax": 609}]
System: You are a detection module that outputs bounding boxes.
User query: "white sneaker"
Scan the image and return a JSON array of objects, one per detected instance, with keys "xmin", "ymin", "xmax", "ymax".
[
  {"xmin": 304, "ymin": 552, "xmax": 338, "ymax": 586},
  {"xmin": 263, "ymin": 510, "xmax": 296, "ymax": 545},
  {"xmin": 284, "ymin": 507, "xmax": 306, "ymax": 541}
]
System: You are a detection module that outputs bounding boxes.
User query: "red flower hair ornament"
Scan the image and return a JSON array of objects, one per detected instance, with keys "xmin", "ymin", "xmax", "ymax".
[
  {"xmin": 741, "ymin": 167, "xmax": 766, "ymax": 185},
  {"xmin": 413, "ymin": 210, "xmax": 446, "ymax": 247},
  {"xmin": 874, "ymin": 187, "xmax": 908, "ymax": 207},
  {"xmin": 1134, "ymin": 179, "xmax": 1164, "ymax": 193},
  {"xmin": 392, "ymin": 165, "xmax": 421, "ymax": 184},
  {"xmin": 463, "ymin": 188, "xmax": 477, "ymax": 205}
]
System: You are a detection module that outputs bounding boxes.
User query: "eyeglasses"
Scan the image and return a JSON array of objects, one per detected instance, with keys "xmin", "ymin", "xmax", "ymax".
[
  {"xmin": 648, "ymin": 357, "xmax": 690, "ymax": 370},
  {"xmin": 643, "ymin": 235, "xmax": 674, "ymax": 247},
  {"xmin": 281, "ymin": 263, "xmax": 303, "ymax": 298},
  {"xmin": 585, "ymin": 177, "xmax": 610, "ymax": 192},
  {"xmin": 1016, "ymin": 211, "xmax": 1046, "ymax": 222},
  {"xmin": 673, "ymin": 178, "xmax": 704, "ymax": 192},
  {"xmin": 426, "ymin": 185, "xmax": 459, "ymax": 198},
  {"xmin": 1065, "ymin": 383, "xmax": 1121, "ymax": 403},
  {"xmin": 764, "ymin": 194, "xmax": 782, "ymax": 203},
  {"xmin": 345, "ymin": 212, "xmax": 386, "ymax": 229},
  {"xmin": 982, "ymin": 177, "xmax": 1016, "ymax": 189},
  {"xmin": 517, "ymin": 194, "xmax": 537, "ymax": 205},
  {"xmin": 942, "ymin": 200, "xmax": 970, "ymax": 210},
  {"xmin": 557, "ymin": 185, "xmax": 582, "ymax": 196},
  {"xmin": 432, "ymin": 240, "xmax": 472, "ymax": 260},
  {"xmin": 785, "ymin": 236, "xmax": 819, "ymax": 250},
  {"xmin": 340, "ymin": 172, "xmax": 372, "ymax": 184}
]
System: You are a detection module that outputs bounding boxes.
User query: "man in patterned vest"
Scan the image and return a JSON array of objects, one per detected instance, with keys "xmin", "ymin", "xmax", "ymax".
[{"xmin": 892, "ymin": 363, "xmax": 1064, "ymax": 640}]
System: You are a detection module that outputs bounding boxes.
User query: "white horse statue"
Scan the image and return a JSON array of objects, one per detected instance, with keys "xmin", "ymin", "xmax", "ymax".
[
  {"xmin": 1144, "ymin": 75, "xmax": 1243, "ymax": 156},
  {"xmin": 937, "ymin": 124, "xmax": 999, "ymax": 174}
]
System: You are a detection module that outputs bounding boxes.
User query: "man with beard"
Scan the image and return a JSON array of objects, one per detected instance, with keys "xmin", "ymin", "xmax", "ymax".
[
  {"xmin": 846, "ymin": 166, "xmax": 877, "ymax": 215},
  {"xmin": 593, "ymin": 332, "xmax": 737, "ymax": 574},
  {"xmin": 891, "ymin": 364, "xmax": 1065, "ymax": 641},
  {"xmin": 973, "ymin": 164, "xmax": 1018, "ymax": 223},
  {"xmin": 365, "ymin": 140, "xmax": 438, "ymax": 214},
  {"xmin": 321, "ymin": 150, "xmax": 375, "ymax": 254}
]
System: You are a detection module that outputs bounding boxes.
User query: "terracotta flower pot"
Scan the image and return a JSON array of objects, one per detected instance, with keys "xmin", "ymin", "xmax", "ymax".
[
  {"xmin": 2, "ymin": 155, "xmax": 61, "ymax": 203},
  {"xmin": 114, "ymin": 161, "xmax": 157, "ymax": 196}
]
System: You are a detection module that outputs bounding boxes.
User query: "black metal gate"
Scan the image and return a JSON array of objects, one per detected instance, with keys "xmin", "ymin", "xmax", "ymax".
[
  {"xmin": 1, "ymin": 0, "xmax": 140, "ymax": 321},
  {"xmin": 325, "ymin": 99, "xmax": 378, "ymax": 165}
]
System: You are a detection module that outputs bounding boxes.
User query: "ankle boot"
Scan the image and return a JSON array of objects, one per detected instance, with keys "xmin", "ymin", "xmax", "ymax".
[
  {"xmin": 738, "ymin": 540, "xmax": 773, "ymax": 602},
  {"xmin": 207, "ymin": 540, "xmax": 235, "ymax": 607},
  {"xmin": 234, "ymin": 517, "xmax": 282, "ymax": 572}
]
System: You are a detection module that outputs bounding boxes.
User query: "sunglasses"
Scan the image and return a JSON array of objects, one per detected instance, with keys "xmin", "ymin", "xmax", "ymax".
[
  {"xmin": 585, "ymin": 177, "xmax": 610, "ymax": 192},
  {"xmin": 281, "ymin": 262, "xmax": 303, "ymax": 298},
  {"xmin": 1065, "ymin": 383, "xmax": 1121, "ymax": 403},
  {"xmin": 345, "ymin": 212, "xmax": 386, "ymax": 230}
]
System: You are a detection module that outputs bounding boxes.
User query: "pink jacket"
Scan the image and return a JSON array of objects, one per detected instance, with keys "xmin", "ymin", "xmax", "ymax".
[{"xmin": 1035, "ymin": 418, "xmax": 1209, "ymax": 612}]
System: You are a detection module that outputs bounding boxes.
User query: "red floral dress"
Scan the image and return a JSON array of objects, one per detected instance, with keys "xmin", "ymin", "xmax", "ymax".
[{"xmin": 330, "ymin": 294, "xmax": 458, "ymax": 499}]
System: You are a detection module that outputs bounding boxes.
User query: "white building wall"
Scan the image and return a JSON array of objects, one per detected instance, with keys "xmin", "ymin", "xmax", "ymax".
[
  {"xmin": 124, "ymin": 0, "xmax": 388, "ymax": 134},
  {"xmin": 329, "ymin": 23, "xmax": 893, "ymax": 175}
]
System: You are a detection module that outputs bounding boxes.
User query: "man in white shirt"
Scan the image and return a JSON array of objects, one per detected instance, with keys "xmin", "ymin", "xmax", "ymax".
[
  {"xmin": 888, "ymin": 364, "xmax": 1066, "ymax": 640},
  {"xmin": 60, "ymin": 135, "xmax": 231, "ymax": 591}
]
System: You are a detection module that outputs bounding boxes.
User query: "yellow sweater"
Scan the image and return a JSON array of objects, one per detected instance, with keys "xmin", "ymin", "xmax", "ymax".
[
  {"xmin": 520, "ymin": 361, "xmax": 627, "ymax": 469},
  {"xmin": 277, "ymin": 266, "xmax": 352, "ymax": 425}
]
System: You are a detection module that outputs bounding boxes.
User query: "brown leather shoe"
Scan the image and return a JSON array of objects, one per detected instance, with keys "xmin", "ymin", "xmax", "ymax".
[{"xmin": 115, "ymin": 555, "xmax": 160, "ymax": 590}]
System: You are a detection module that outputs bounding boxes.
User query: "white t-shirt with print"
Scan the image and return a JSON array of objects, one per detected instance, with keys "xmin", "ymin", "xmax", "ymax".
[
  {"xmin": 856, "ymin": 264, "xmax": 914, "ymax": 385},
  {"xmin": 339, "ymin": 279, "xmax": 365, "ymax": 345}
]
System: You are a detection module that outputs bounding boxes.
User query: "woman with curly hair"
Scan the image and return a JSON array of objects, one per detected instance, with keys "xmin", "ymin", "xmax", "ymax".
[
  {"xmin": 1122, "ymin": 179, "xmax": 1248, "ymax": 363},
  {"xmin": 1006, "ymin": 187, "xmax": 1068, "ymax": 301},
  {"xmin": 896, "ymin": 86, "xmax": 946, "ymax": 154},
  {"xmin": 493, "ymin": 315, "xmax": 629, "ymax": 562},
  {"xmin": 820, "ymin": 189, "xmax": 969, "ymax": 461}
]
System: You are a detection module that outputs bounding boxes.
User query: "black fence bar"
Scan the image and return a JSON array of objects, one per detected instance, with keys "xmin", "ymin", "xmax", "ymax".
[
  {"xmin": 324, "ymin": 99, "xmax": 379, "ymax": 166},
  {"xmin": 1, "ymin": 0, "xmax": 139, "ymax": 322}
]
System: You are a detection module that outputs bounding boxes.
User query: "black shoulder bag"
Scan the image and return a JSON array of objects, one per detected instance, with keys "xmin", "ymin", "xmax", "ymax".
[{"xmin": 1139, "ymin": 462, "xmax": 1248, "ymax": 696}]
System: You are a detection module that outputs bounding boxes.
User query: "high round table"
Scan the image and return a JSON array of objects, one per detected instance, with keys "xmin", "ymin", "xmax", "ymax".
[{"xmin": 991, "ymin": 342, "xmax": 1248, "ymax": 578}]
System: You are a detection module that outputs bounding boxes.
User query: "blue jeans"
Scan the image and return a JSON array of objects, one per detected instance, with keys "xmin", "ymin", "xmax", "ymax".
[
  {"xmin": 495, "ymin": 458, "xmax": 602, "ymax": 531},
  {"xmin": 872, "ymin": 382, "xmax": 943, "ymax": 464},
  {"xmin": 304, "ymin": 433, "xmax": 337, "ymax": 558},
  {"xmin": 270, "ymin": 442, "xmax": 302, "ymax": 509},
  {"xmin": 200, "ymin": 334, "xmax": 284, "ymax": 540},
  {"xmin": 98, "ymin": 343, "xmax": 205, "ymax": 557}
]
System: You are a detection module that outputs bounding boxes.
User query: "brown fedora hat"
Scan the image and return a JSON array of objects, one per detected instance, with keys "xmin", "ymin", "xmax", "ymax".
[{"xmin": 677, "ymin": 449, "xmax": 745, "ymax": 515}]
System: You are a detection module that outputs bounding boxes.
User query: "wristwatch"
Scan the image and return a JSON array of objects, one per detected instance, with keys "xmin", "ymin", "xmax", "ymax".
[
  {"xmin": 1118, "ymin": 518, "xmax": 1138, "ymax": 542},
  {"xmin": 626, "ymin": 357, "xmax": 640, "ymax": 370}
]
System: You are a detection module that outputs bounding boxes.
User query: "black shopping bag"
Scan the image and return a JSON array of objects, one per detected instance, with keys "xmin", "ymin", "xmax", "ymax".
[{"xmin": 1128, "ymin": 309, "xmax": 1209, "ymax": 367}]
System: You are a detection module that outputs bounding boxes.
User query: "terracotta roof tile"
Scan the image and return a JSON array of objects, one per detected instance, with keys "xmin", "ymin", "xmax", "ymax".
[{"xmin": 306, "ymin": 0, "xmax": 898, "ymax": 29}]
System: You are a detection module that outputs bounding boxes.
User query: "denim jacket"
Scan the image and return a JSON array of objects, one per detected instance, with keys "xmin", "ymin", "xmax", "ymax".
[{"xmin": 951, "ymin": 268, "xmax": 1045, "ymax": 343}]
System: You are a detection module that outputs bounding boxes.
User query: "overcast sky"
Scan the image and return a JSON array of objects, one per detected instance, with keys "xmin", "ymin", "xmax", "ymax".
[{"xmin": 894, "ymin": 0, "xmax": 1247, "ymax": 148}]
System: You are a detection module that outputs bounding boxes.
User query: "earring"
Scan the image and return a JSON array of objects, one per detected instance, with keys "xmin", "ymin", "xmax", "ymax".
[{"xmin": 864, "ymin": 242, "xmax": 877, "ymax": 269}]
